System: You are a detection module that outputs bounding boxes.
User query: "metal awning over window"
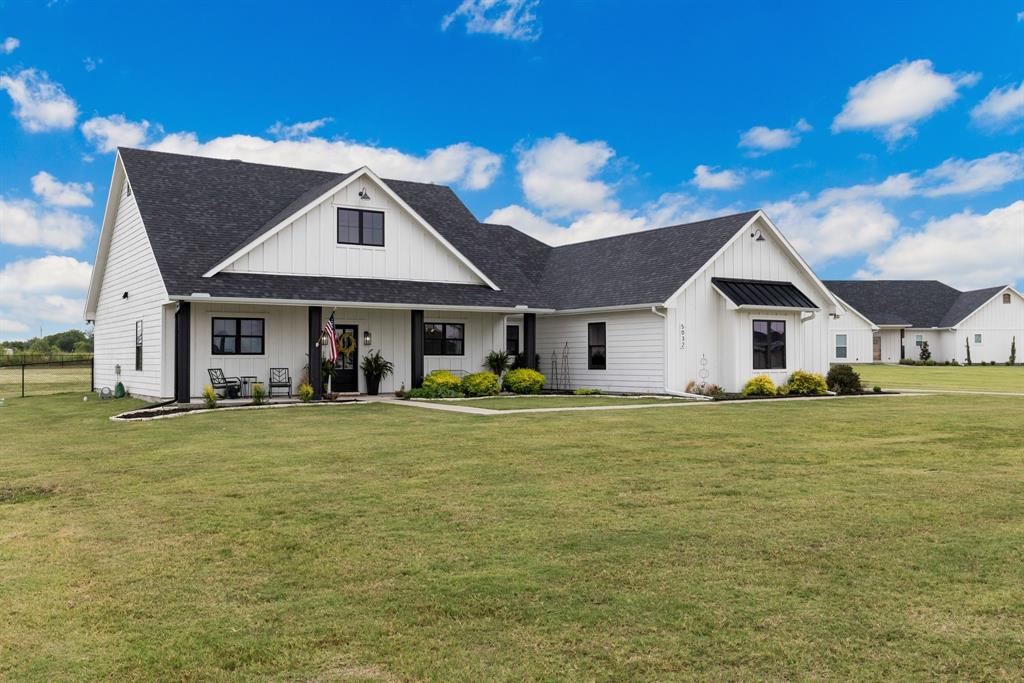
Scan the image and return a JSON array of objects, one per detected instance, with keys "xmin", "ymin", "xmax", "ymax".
[{"xmin": 711, "ymin": 277, "xmax": 818, "ymax": 311}]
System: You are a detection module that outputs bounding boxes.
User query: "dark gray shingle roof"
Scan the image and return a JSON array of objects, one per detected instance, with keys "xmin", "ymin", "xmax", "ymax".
[
  {"xmin": 119, "ymin": 148, "xmax": 759, "ymax": 310},
  {"xmin": 825, "ymin": 280, "xmax": 1008, "ymax": 328}
]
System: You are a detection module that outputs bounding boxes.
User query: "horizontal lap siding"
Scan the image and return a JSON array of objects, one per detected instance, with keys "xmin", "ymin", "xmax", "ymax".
[
  {"xmin": 536, "ymin": 310, "xmax": 665, "ymax": 393},
  {"xmin": 224, "ymin": 176, "xmax": 482, "ymax": 285},
  {"xmin": 92, "ymin": 189, "xmax": 168, "ymax": 398}
]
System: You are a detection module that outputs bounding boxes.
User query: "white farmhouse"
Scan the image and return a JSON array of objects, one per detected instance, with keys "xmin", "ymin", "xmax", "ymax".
[
  {"xmin": 825, "ymin": 280, "xmax": 1024, "ymax": 364},
  {"xmin": 86, "ymin": 148, "xmax": 843, "ymax": 400}
]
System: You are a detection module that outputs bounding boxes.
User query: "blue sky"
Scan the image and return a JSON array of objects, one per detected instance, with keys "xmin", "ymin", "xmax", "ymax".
[{"xmin": 1, "ymin": 0, "xmax": 1022, "ymax": 339}]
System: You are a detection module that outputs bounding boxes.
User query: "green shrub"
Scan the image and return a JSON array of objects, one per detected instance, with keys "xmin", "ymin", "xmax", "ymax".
[
  {"xmin": 422, "ymin": 370, "xmax": 463, "ymax": 394},
  {"xmin": 251, "ymin": 383, "xmax": 267, "ymax": 405},
  {"xmin": 503, "ymin": 368, "xmax": 545, "ymax": 394},
  {"xmin": 405, "ymin": 386, "xmax": 463, "ymax": 399},
  {"xmin": 1010, "ymin": 336, "xmax": 1017, "ymax": 366},
  {"xmin": 574, "ymin": 387, "xmax": 602, "ymax": 395},
  {"xmin": 775, "ymin": 383, "xmax": 791, "ymax": 397},
  {"xmin": 741, "ymin": 374, "xmax": 776, "ymax": 396},
  {"xmin": 873, "ymin": 385, "xmax": 882, "ymax": 393},
  {"xmin": 899, "ymin": 358, "xmax": 917, "ymax": 365},
  {"xmin": 484, "ymin": 350, "xmax": 510, "ymax": 376},
  {"xmin": 202, "ymin": 384, "xmax": 218, "ymax": 409},
  {"xmin": 826, "ymin": 364, "xmax": 862, "ymax": 395},
  {"xmin": 919, "ymin": 340, "xmax": 931, "ymax": 362},
  {"xmin": 786, "ymin": 370, "xmax": 828, "ymax": 396},
  {"xmin": 298, "ymin": 383, "xmax": 314, "ymax": 402},
  {"xmin": 462, "ymin": 371, "xmax": 500, "ymax": 397}
]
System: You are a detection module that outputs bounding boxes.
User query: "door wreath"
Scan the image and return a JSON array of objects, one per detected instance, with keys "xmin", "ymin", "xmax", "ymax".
[{"xmin": 336, "ymin": 331, "xmax": 357, "ymax": 358}]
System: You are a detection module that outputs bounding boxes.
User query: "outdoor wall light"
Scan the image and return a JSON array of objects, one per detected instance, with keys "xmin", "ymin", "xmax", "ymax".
[
  {"xmin": 114, "ymin": 364, "xmax": 121, "ymax": 376},
  {"xmin": 750, "ymin": 228, "xmax": 766, "ymax": 242},
  {"xmin": 363, "ymin": 330, "xmax": 372, "ymax": 346},
  {"xmin": 358, "ymin": 187, "xmax": 372, "ymax": 201}
]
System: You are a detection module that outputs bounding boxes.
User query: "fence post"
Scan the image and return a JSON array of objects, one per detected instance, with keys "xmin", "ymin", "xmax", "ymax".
[
  {"xmin": 21, "ymin": 363, "xmax": 25, "ymax": 398},
  {"xmin": 91, "ymin": 356, "xmax": 94, "ymax": 392}
]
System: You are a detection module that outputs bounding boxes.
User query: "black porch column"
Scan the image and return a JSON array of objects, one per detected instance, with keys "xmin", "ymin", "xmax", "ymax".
[
  {"xmin": 173, "ymin": 301, "xmax": 191, "ymax": 403},
  {"xmin": 411, "ymin": 309, "xmax": 424, "ymax": 388},
  {"xmin": 308, "ymin": 306, "xmax": 323, "ymax": 400},
  {"xmin": 524, "ymin": 312, "xmax": 537, "ymax": 370},
  {"xmin": 900, "ymin": 328, "xmax": 906, "ymax": 360}
]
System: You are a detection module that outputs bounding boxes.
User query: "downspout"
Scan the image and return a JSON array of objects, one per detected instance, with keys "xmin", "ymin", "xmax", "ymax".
[{"xmin": 651, "ymin": 305, "xmax": 713, "ymax": 400}]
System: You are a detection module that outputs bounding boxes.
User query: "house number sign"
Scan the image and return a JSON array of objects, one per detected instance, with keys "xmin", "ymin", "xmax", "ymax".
[{"xmin": 679, "ymin": 323, "xmax": 686, "ymax": 349}]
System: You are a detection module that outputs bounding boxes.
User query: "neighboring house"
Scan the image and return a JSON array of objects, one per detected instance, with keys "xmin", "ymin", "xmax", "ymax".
[
  {"xmin": 825, "ymin": 280, "xmax": 1024, "ymax": 364},
  {"xmin": 85, "ymin": 148, "xmax": 841, "ymax": 401}
]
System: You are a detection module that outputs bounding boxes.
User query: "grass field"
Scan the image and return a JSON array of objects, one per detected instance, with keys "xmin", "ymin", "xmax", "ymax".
[
  {"xmin": 852, "ymin": 364, "xmax": 1024, "ymax": 392},
  {"xmin": 418, "ymin": 395, "xmax": 691, "ymax": 410},
  {"xmin": 2, "ymin": 393, "xmax": 1023, "ymax": 680},
  {"xmin": 0, "ymin": 364, "xmax": 91, "ymax": 398}
]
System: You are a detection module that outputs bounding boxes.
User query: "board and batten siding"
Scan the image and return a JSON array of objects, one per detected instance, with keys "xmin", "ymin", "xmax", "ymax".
[
  {"xmin": 535, "ymin": 310, "xmax": 666, "ymax": 393},
  {"xmin": 223, "ymin": 176, "xmax": 482, "ymax": 285},
  {"xmin": 950, "ymin": 290, "xmax": 1024, "ymax": 364},
  {"xmin": 92, "ymin": 185, "xmax": 169, "ymax": 398},
  {"xmin": 665, "ymin": 216, "xmax": 833, "ymax": 392},
  {"xmin": 829, "ymin": 309, "xmax": 875, "ymax": 364},
  {"xmin": 187, "ymin": 304, "xmax": 503, "ymax": 397}
]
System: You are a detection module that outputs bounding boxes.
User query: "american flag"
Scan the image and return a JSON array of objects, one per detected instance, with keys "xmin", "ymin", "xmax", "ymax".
[{"xmin": 322, "ymin": 313, "xmax": 338, "ymax": 362}]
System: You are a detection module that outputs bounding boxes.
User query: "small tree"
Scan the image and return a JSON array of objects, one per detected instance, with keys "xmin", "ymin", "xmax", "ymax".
[
  {"xmin": 1010, "ymin": 336, "xmax": 1017, "ymax": 366},
  {"xmin": 964, "ymin": 337, "xmax": 972, "ymax": 366},
  {"xmin": 919, "ymin": 340, "xmax": 931, "ymax": 362}
]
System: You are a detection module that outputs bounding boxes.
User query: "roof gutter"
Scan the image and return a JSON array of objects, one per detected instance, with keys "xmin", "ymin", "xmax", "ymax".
[{"xmin": 170, "ymin": 294, "xmax": 555, "ymax": 314}]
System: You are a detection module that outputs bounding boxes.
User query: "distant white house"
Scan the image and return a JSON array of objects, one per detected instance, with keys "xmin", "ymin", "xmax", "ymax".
[
  {"xmin": 825, "ymin": 281, "xmax": 1024, "ymax": 364},
  {"xmin": 85, "ymin": 148, "xmax": 844, "ymax": 400}
]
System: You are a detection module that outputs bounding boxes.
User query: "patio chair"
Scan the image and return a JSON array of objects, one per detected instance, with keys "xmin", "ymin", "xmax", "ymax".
[
  {"xmin": 268, "ymin": 367, "xmax": 292, "ymax": 397},
  {"xmin": 207, "ymin": 368, "xmax": 241, "ymax": 398}
]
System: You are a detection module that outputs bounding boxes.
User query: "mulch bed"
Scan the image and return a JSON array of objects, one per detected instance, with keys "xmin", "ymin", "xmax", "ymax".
[{"xmin": 713, "ymin": 390, "xmax": 899, "ymax": 401}]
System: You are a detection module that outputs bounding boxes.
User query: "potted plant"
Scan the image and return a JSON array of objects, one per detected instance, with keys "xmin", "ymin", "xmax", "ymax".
[{"xmin": 360, "ymin": 350, "xmax": 394, "ymax": 396}]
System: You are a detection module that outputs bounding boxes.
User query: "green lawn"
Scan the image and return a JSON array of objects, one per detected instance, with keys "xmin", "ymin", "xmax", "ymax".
[
  {"xmin": 417, "ymin": 395, "xmax": 692, "ymax": 410},
  {"xmin": 0, "ymin": 364, "xmax": 91, "ymax": 398},
  {"xmin": 2, "ymin": 393, "xmax": 1023, "ymax": 680},
  {"xmin": 851, "ymin": 363, "xmax": 1024, "ymax": 392}
]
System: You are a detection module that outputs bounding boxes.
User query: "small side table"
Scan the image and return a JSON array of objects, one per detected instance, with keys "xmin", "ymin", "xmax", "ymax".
[{"xmin": 239, "ymin": 376, "xmax": 258, "ymax": 398}]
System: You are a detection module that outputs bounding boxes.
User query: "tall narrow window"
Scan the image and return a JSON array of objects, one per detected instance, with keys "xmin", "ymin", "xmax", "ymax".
[
  {"xmin": 915, "ymin": 334, "xmax": 924, "ymax": 348},
  {"xmin": 974, "ymin": 333, "xmax": 982, "ymax": 343},
  {"xmin": 424, "ymin": 322, "xmax": 464, "ymax": 356},
  {"xmin": 588, "ymin": 322, "xmax": 606, "ymax": 370},
  {"xmin": 134, "ymin": 321, "xmax": 143, "ymax": 371},
  {"xmin": 835, "ymin": 333, "xmax": 847, "ymax": 359},
  {"xmin": 506, "ymin": 325, "xmax": 520, "ymax": 355},
  {"xmin": 1003, "ymin": 293, "xmax": 1011, "ymax": 304},
  {"xmin": 753, "ymin": 320, "xmax": 786, "ymax": 370},
  {"xmin": 337, "ymin": 208, "xmax": 385, "ymax": 246}
]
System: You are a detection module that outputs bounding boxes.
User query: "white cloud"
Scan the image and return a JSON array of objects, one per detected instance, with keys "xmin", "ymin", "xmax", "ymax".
[
  {"xmin": 30, "ymin": 171, "xmax": 93, "ymax": 207},
  {"xmin": 515, "ymin": 134, "xmax": 617, "ymax": 216},
  {"xmin": 0, "ymin": 256, "xmax": 93, "ymax": 336},
  {"xmin": 83, "ymin": 56, "xmax": 103, "ymax": 72},
  {"xmin": 919, "ymin": 152, "xmax": 1024, "ymax": 197},
  {"xmin": 1018, "ymin": 10, "xmax": 1024, "ymax": 21},
  {"xmin": 738, "ymin": 118, "xmax": 812, "ymax": 155},
  {"xmin": 0, "ymin": 197, "xmax": 92, "ymax": 250},
  {"xmin": 81, "ymin": 114, "xmax": 152, "ymax": 153},
  {"xmin": 0, "ymin": 68, "xmax": 79, "ymax": 132},
  {"xmin": 766, "ymin": 199, "xmax": 899, "ymax": 263},
  {"xmin": 149, "ymin": 132, "xmax": 502, "ymax": 190},
  {"xmin": 442, "ymin": 0, "xmax": 540, "ymax": 41},
  {"xmin": 0, "ymin": 318, "xmax": 29, "ymax": 335},
  {"xmin": 857, "ymin": 201, "xmax": 1024, "ymax": 289},
  {"xmin": 832, "ymin": 59, "xmax": 980, "ymax": 143},
  {"xmin": 1, "ymin": 37, "xmax": 19, "ymax": 54},
  {"xmin": 267, "ymin": 117, "xmax": 332, "ymax": 139},
  {"xmin": 970, "ymin": 81, "xmax": 1024, "ymax": 131},
  {"xmin": 691, "ymin": 164, "xmax": 744, "ymax": 190}
]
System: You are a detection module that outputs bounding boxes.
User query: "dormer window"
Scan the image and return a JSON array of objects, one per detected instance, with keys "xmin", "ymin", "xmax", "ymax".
[
  {"xmin": 337, "ymin": 208, "xmax": 384, "ymax": 246},
  {"xmin": 1004, "ymin": 293, "xmax": 1012, "ymax": 304}
]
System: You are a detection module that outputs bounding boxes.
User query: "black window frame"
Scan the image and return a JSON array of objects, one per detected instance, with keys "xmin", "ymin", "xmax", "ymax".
[
  {"xmin": 211, "ymin": 317, "xmax": 265, "ymax": 356},
  {"xmin": 588, "ymin": 322, "xmax": 606, "ymax": 370},
  {"xmin": 752, "ymin": 319, "xmax": 786, "ymax": 370},
  {"xmin": 505, "ymin": 324, "xmax": 520, "ymax": 355},
  {"xmin": 835, "ymin": 333, "xmax": 847, "ymax": 359},
  {"xmin": 134, "ymin": 320, "xmax": 143, "ymax": 371},
  {"xmin": 336, "ymin": 208, "xmax": 385, "ymax": 247},
  {"xmin": 424, "ymin": 322, "xmax": 465, "ymax": 356}
]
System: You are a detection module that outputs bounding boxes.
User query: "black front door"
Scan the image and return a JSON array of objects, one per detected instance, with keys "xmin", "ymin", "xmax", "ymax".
[{"xmin": 332, "ymin": 324, "xmax": 358, "ymax": 392}]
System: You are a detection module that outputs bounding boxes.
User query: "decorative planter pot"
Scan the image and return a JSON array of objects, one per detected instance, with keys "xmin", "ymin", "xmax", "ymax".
[{"xmin": 365, "ymin": 375, "xmax": 380, "ymax": 396}]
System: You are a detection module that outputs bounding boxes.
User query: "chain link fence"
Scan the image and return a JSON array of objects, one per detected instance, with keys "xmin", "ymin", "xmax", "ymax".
[{"xmin": 0, "ymin": 359, "xmax": 93, "ymax": 398}]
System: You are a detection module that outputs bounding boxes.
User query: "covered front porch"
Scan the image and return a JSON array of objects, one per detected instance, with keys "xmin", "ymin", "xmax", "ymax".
[{"xmin": 168, "ymin": 300, "xmax": 537, "ymax": 401}]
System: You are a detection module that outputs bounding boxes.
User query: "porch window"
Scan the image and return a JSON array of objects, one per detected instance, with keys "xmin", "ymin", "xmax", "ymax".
[
  {"xmin": 212, "ymin": 317, "xmax": 265, "ymax": 355},
  {"xmin": 135, "ymin": 321, "xmax": 143, "ymax": 371},
  {"xmin": 753, "ymin": 320, "xmax": 786, "ymax": 370},
  {"xmin": 337, "ymin": 208, "xmax": 384, "ymax": 246},
  {"xmin": 424, "ymin": 322, "xmax": 464, "ymax": 356},
  {"xmin": 588, "ymin": 322, "xmax": 606, "ymax": 370},
  {"xmin": 506, "ymin": 325, "xmax": 519, "ymax": 355},
  {"xmin": 835, "ymin": 333, "xmax": 847, "ymax": 359}
]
